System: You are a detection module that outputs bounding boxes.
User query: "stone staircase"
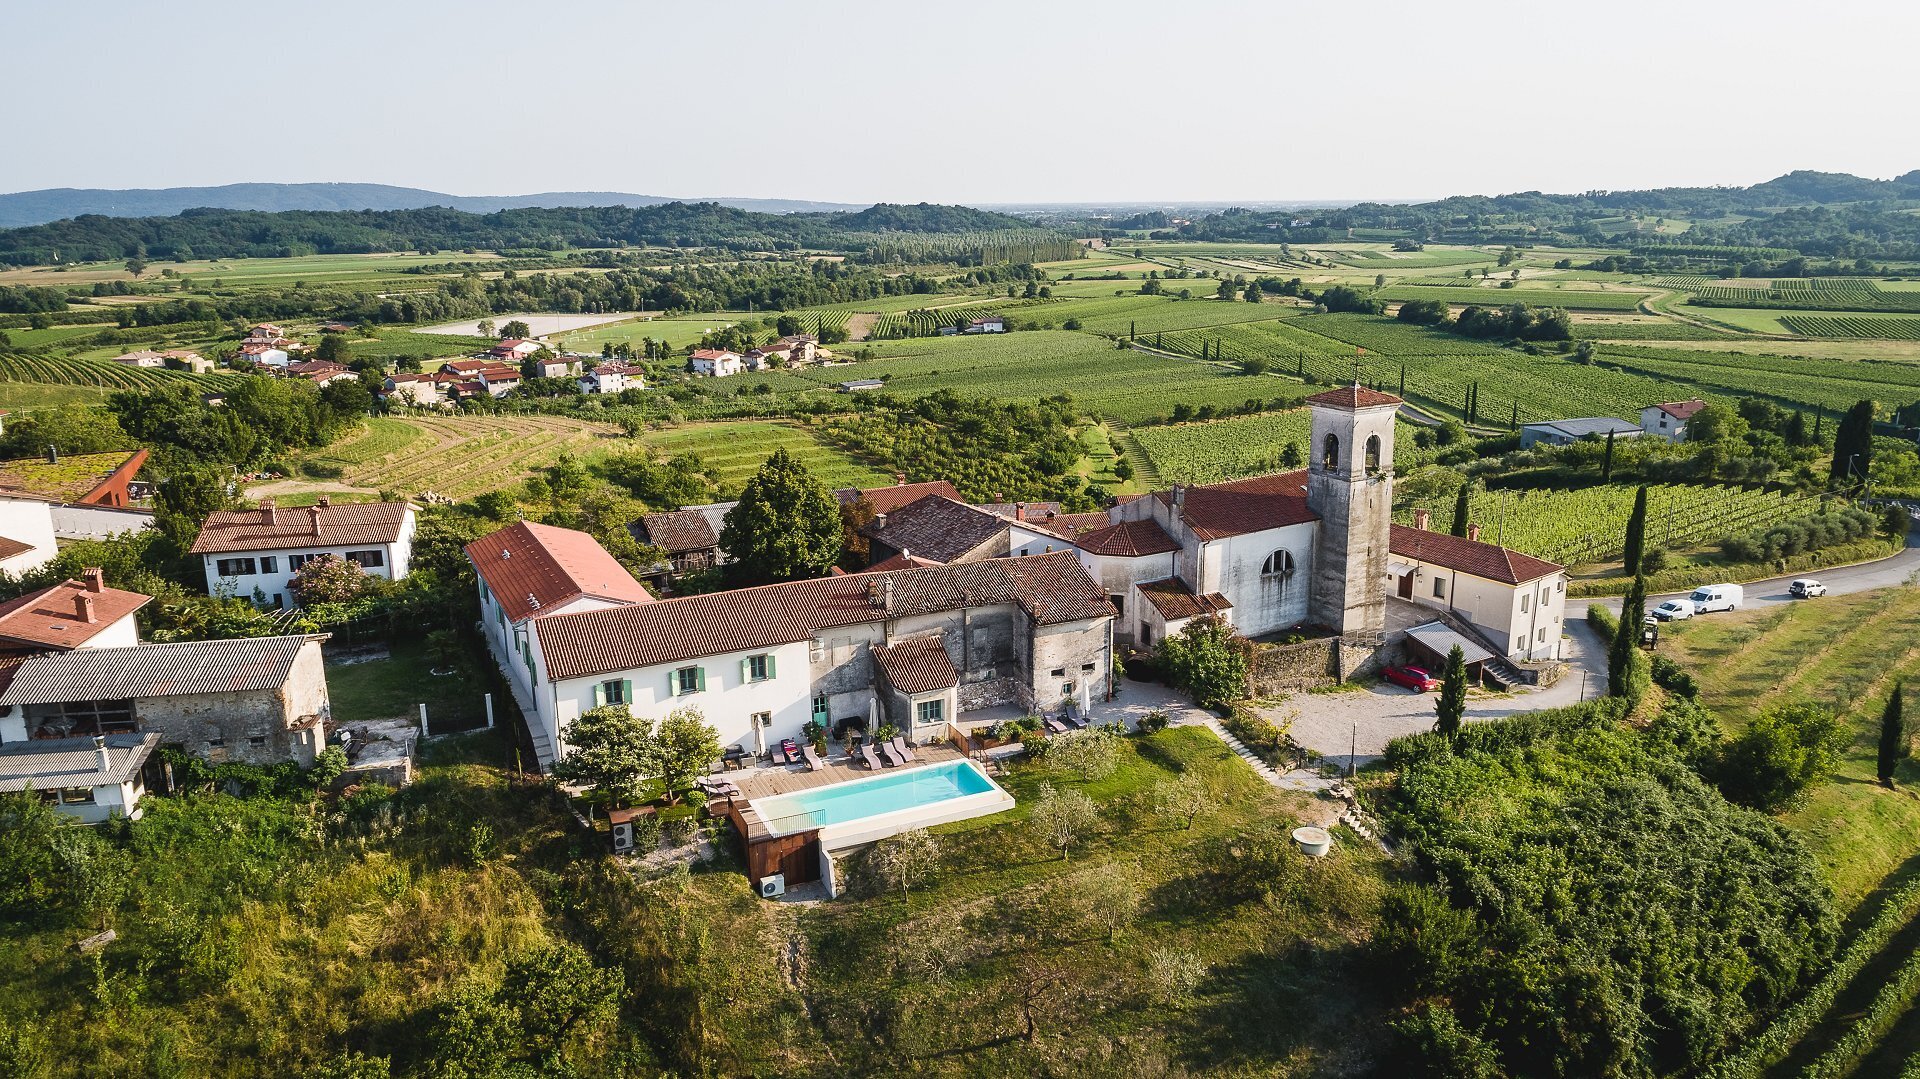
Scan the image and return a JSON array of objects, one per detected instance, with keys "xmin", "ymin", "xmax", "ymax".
[
  {"xmin": 1429, "ymin": 609, "xmax": 1526, "ymax": 690},
  {"xmin": 1197, "ymin": 717, "xmax": 1335, "ymax": 794}
]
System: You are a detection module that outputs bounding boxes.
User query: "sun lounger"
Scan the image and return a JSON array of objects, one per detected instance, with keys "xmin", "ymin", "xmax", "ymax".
[
  {"xmin": 1045, "ymin": 716, "xmax": 1070, "ymax": 734},
  {"xmin": 802, "ymin": 745, "xmax": 827, "ymax": 772},
  {"xmin": 877, "ymin": 741, "xmax": 906, "ymax": 767},
  {"xmin": 890, "ymin": 736, "xmax": 919, "ymax": 762},
  {"xmin": 1059, "ymin": 712, "xmax": 1087, "ymax": 730},
  {"xmin": 769, "ymin": 744, "xmax": 793, "ymax": 766},
  {"xmin": 860, "ymin": 743, "xmax": 886, "ymax": 769}
]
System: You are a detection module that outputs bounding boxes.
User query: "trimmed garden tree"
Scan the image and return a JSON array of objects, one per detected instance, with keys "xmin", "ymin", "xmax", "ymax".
[
  {"xmin": 1157, "ymin": 615, "xmax": 1250, "ymax": 711},
  {"xmin": 552, "ymin": 705, "xmax": 652, "ymax": 808},
  {"xmin": 1608, "ymin": 575, "xmax": 1650, "ymax": 708},
  {"xmin": 1880, "ymin": 684, "xmax": 1907, "ymax": 788},
  {"xmin": 652, "ymin": 705, "xmax": 723, "ymax": 804},
  {"xmin": 719, "ymin": 448, "xmax": 843, "ymax": 583},
  {"xmin": 1434, "ymin": 645, "xmax": 1467, "ymax": 740}
]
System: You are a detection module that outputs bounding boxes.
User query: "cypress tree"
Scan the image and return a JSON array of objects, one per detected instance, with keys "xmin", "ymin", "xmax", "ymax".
[
  {"xmin": 1601, "ymin": 430, "xmax": 1616, "ymax": 481},
  {"xmin": 1434, "ymin": 645, "xmax": 1468, "ymax": 741},
  {"xmin": 1450, "ymin": 483, "xmax": 1472, "ymax": 538},
  {"xmin": 1399, "ymin": 365, "xmax": 1406, "ymax": 397},
  {"xmin": 1608, "ymin": 574, "xmax": 1650, "ymax": 707},
  {"xmin": 1880, "ymin": 684, "xmax": 1907, "ymax": 788},
  {"xmin": 1830, "ymin": 399, "xmax": 1876, "ymax": 484},
  {"xmin": 1622, "ymin": 485, "xmax": 1649, "ymax": 576},
  {"xmin": 1510, "ymin": 401, "xmax": 1518, "ymax": 431}
]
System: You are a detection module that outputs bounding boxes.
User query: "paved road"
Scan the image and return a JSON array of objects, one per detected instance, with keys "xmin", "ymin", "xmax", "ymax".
[{"xmin": 1597, "ymin": 532, "xmax": 1920, "ymax": 613}]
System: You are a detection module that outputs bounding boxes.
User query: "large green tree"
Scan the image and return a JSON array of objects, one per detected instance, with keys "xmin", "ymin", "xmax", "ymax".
[
  {"xmin": 652, "ymin": 705, "xmax": 723, "ymax": 804},
  {"xmin": 551, "ymin": 705, "xmax": 653, "ymax": 807},
  {"xmin": 718, "ymin": 448, "xmax": 842, "ymax": 583},
  {"xmin": 1830, "ymin": 399, "xmax": 1877, "ymax": 484},
  {"xmin": 1157, "ymin": 615, "xmax": 1250, "ymax": 711},
  {"xmin": 1434, "ymin": 645, "xmax": 1468, "ymax": 740},
  {"xmin": 1622, "ymin": 484, "xmax": 1649, "ymax": 577},
  {"xmin": 1450, "ymin": 483, "xmax": 1472, "ymax": 538}
]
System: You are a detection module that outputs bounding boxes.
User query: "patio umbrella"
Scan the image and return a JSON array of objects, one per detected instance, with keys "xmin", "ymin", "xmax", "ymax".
[
  {"xmin": 1080, "ymin": 680, "xmax": 1091, "ymax": 716},
  {"xmin": 869, "ymin": 696, "xmax": 878, "ymax": 731}
]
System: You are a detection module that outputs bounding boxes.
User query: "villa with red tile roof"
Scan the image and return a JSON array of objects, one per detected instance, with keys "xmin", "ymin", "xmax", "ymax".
[
  {"xmin": 1641, "ymin": 398, "xmax": 1707, "ymax": 442},
  {"xmin": 688, "ymin": 349, "xmax": 744, "ymax": 377}
]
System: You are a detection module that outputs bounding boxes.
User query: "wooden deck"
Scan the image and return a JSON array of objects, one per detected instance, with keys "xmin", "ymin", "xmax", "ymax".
[{"xmin": 728, "ymin": 742, "xmax": 966, "ymax": 800}]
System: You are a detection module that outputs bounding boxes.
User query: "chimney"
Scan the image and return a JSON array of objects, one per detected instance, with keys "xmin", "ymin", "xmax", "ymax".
[
  {"xmin": 1467, "ymin": 523, "xmax": 1482, "ymax": 543},
  {"xmin": 1172, "ymin": 483, "xmax": 1186, "ymax": 511},
  {"xmin": 259, "ymin": 498, "xmax": 276, "ymax": 525},
  {"xmin": 883, "ymin": 576, "xmax": 895, "ymax": 613},
  {"xmin": 95, "ymin": 735, "xmax": 110, "ymax": 773},
  {"xmin": 318, "ymin": 495, "xmax": 331, "ymax": 509},
  {"xmin": 308, "ymin": 505, "xmax": 322, "ymax": 537},
  {"xmin": 894, "ymin": 472, "xmax": 906, "ymax": 486},
  {"xmin": 82, "ymin": 567, "xmax": 104, "ymax": 593},
  {"xmin": 76, "ymin": 593, "xmax": 96, "ymax": 624},
  {"xmin": 1014, "ymin": 501, "xmax": 1026, "ymax": 522},
  {"xmin": 1413, "ymin": 508, "xmax": 1431, "ymax": 531},
  {"xmin": 45, "ymin": 445, "xmax": 57, "ymax": 465}
]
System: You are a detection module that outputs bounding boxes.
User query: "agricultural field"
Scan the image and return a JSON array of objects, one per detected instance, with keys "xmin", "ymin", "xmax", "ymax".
[
  {"xmin": 557, "ymin": 314, "xmax": 747, "ymax": 353},
  {"xmin": 1781, "ymin": 314, "xmax": 1920, "ymax": 340},
  {"xmin": 1395, "ymin": 482, "xmax": 1824, "ymax": 566},
  {"xmin": 262, "ymin": 414, "xmax": 623, "ymax": 503},
  {"xmin": 1594, "ymin": 344, "xmax": 1920, "ymax": 414},
  {"xmin": 1376, "ymin": 284, "xmax": 1652, "ymax": 311},
  {"xmin": 414, "ymin": 312, "xmax": 636, "ymax": 337},
  {"xmin": 1133, "ymin": 411, "xmax": 1422, "ymax": 484},
  {"xmin": 0, "ymin": 352, "xmax": 242, "ymax": 391},
  {"xmin": 0, "ymin": 250, "xmax": 505, "ymax": 289},
  {"xmin": 833, "ymin": 330, "xmax": 1299, "ymax": 424},
  {"xmin": 631, "ymin": 419, "xmax": 890, "ymax": 493}
]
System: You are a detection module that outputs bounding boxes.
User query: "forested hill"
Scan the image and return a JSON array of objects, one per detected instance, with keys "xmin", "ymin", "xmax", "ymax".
[
  {"xmin": 0, "ymin": 201, "xmax": 1047, "ymax": 265},
  {"xmin": 1166, "ymin": 170, "xmax": 1920, "ymax": 258},
  {"xmin": 0, "ymin": 182, "xmax": 859, "ymax": 228}
]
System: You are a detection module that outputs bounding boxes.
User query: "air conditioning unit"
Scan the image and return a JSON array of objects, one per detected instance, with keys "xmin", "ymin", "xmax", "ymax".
[
  {"xmin": 759, "ymin": 873, "xmax": 786, "ymax": 899},
  {"xmin": 611, "ymin": 822, "xmax": 634, "ymax": 853}
]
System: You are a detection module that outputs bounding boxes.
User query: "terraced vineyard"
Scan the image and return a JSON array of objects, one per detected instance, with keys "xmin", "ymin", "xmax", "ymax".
[
  {"xmin": 1780, "ymin": 314, "xmax": 1920, "ymax": 339},
  {"xmin": 633, "ymin": 420, "xmax": 890, "ymax": 493},
  {"xmin": 279, "ymin": 414, "xmax": 622, "ymax": 500},
  {"xmin": 1377, "ymin": 285, "xmax": 1651, "ymax": 311},
  {"xmin": 1134, "ymin": 411, "xmax": 1419, "ymax": 484},
  {"xmin": 0, "ymin": 353, "xmax": 242, "ymax": 390},
  {"xmin": 1395, "ymin": 482, "xmax": 1825, "ymax": 565}
]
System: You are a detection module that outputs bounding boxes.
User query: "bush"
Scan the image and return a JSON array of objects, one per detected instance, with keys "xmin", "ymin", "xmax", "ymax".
[
  {"xmin": 1136, "ymin": 709, "xmax": 1171, "ymax": 734},
  {"xmin": 1222, "ymin": 703, "xmax": 1283, "ymax": 753},
  {"xmin": 661, "ymin": 811, "xmax": 699, "ymax": 847},
  {"xmin": 1586, "ymin": 603, "xmax": 1618, "ymax": 646},
  {"xmin": 1714, "ymin": 702, "xmax": 1849, "ymax": 812},
  {"xmin": 1649, "ymin": 653, "xmax": 1698, "ymax": 698},
  {"xmin": 1157, "ymin": 616, "xmax": 1251, "ymax": 710},
  {"xmin": 628, "ymin": 812, "xmax": 662, "ymax": 850}
]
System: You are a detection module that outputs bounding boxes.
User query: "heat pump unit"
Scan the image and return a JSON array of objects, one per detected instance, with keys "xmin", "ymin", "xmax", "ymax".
[
  {"xmin": 611, "ymin": 822, "xmax": 634, "ymax": 852},
  {"xmin": 759, "ymin": 873, "xmax": 786, "ymax": 899}
]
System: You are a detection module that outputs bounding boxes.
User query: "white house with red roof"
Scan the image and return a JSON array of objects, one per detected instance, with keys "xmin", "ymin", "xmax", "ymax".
[
  {"xmin": 689, "ymin": 349, "xmax": 744, "ymax": 377},
  {"xmin": 1641, "ymin": 399, "xmax": 1706, "ymax": 442},
  {"xmin": 488, "ymin": 338, "xmax": 543, "ymax": 362},
  {"xmin": 580, "ymin": 362, "xmax": 643, "ymax": 394},
  {"xmin": 1388, "ymin": 515, "xmax": 1568, "ymax": 664}
]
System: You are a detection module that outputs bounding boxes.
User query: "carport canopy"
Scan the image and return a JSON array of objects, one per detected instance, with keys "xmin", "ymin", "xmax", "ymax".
[{"xmin": 1404, "ymin": 621, "xmax": 1494, "ymax": 667}]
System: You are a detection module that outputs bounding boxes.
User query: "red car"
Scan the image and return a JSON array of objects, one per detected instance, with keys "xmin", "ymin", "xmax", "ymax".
[{"xmin": 1383, "ymin": 665, "xmax": 1441, "ymax": 692}]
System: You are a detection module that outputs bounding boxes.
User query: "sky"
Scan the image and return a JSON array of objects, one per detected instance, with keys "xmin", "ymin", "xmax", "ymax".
[{"xmin": 4, "ymin": 0, "xmax": 1919, "ymax": 206}]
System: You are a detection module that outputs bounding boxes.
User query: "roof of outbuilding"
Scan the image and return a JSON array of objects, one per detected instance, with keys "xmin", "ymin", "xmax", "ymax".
[
  {"xmin": 465, "ymin": 520, "xmax": 653, "ymax": 623},
  {"xmin": 534, "ymin": 551, "xmax": 1112, "ymax": 680},
  {"xmin": 634, "ymin": 509, "xmax": 720, "ymax": 554},
  {"xmin": 1075, "ymin": 518, "xmax": 1180, "ymax": 558},
  {"xmin": 0, "ymin": 578, "xmax": 151, "ymax": 650},
  {"xmin": 1305, "ymin": 384, "xmax": 1402, "ymax": 410},
  {"xmin": 0, "ymin": 732, "xmax": 160, "ymax": 792},
  {"xmin": 874, "ymin": 635, "xmax": 959, "ymax": 694},
  {"xmin": 1136, "ymin": 577, "xmax": 1233, "ymax": 621},
  {"xmin": 0, "ymin": 449, "xmax": 147, "ymax": 504},
  {"xmin": 835, "ymin": 480, "xmax": 965, "ymax": 516},
  {"xmin": 1388, "ymin": 524, "xmax": 1563, "ymax": 585},
  {"xmin": 189, "ymin": 501, "xmax": 413, "ymax": 555},
  {"xmin": 862, "ymin": 495, "xmax": 1007, "ymax": 564},
  {"xmin": 1164, "ymin": 470, "xmax": 1318, "ymax": 541},
  {"xmin": 0, "ymin": 635, "xmax": 327, "ymax": 706},
  {"xmin": 1524, "ymin": 417, "xmax": 1642, "ymax": 438}
]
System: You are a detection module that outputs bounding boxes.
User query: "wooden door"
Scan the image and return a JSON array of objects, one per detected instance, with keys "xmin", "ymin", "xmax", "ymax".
[
  {"xmin": 780, "ymin": 839, "xmax": 821, "ymax": 886},
  {"xmin": 1397, "ymin": 573, "xmax": 1414, "ymax": 599}
]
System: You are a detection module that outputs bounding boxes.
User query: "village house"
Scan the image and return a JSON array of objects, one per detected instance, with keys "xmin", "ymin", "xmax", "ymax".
[
  {"xmin": 281, "ymin": 360, "xmax": 359, "ymax": 386},
  {"xmin": 382, "ymin": 372, "xmax": 455, "ymax": 407},
  {"xmin": 689, "ymin": 348, "xmax": 744, "ymax": 377},
  {"xmin": 1518, "ymin": 416, "xmax": 1644, "ymax": 449},
  {"xmin": 488, "ymin": 338, "xmax": 543, "ymax": 362},
  {"xmin": 476, "ymin": 364, "xmax": 522, "ymax": 396},
  {"xmin": 1641, "ymin": 399, "xmax": 1706, "ymax": 442},
  {"xmin": 525, "ymin": 354, "xmax": 580, "ymax": 379},
  {"xmin": 191, "ymin": 499, "xmax": 417, "ymax": 608},
  {"xmin": 0, "ymin": 569, "xmax": 149, "ymax": 658},
  {"xmin": 0, "ymin": 732, "xmax": 161, "ymax": 823},
  {"xmin": 1389, "ymin": 513, "xmax": 1569, "ymax": 664},
  {"xmin": 835, "ymin": 478, "xmax": 966, "ymax": 520},
  {"xmin": 111, "ymin": 350, "xmax": 168, "ymax": 368},
  {"xmin": 631, "ymin": 507, "xmax": 728, "ymax": 584},
  {"xmin": 0, "ymin": 634, "xmax": 334, "ymax": 767},
  {"xmin": 238, "ymin": 342, "xmax": 291, "ymax": 368},
  {"xmin": 440, "ymin": 358, "xmax": 493, "ymax": 378},
  {"xmin": 963, "ymin": 316, "xmax": 1007, "ymax": 334},
  {"xmin": 580, "ymin": 361, "xmax": 643, "ymax": 394}
]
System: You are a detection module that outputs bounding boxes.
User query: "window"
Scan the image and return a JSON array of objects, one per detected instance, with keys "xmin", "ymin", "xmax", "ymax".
[
  {"xmin": 215, "ymin": 557, "xmax": 257, "ymax": 577},
  {"xmin": 674, "ymin": 666, "xmax": 704, "ymax": 695},
  {"xmin": 1556, "ymin": 579, "xmax": 1564, "ymax": 593},
  {"xmin": 1063, "ymin": 681, "xmax": 1076, "ymax": 696},
  {"xmin": 1520, "ymin": 594, "xmax": 1529, "ymax": 613},
  {"xmin": 1261, "ymin": 549, "xmax": 1296, "ymax": 578},
  {"xmin": 1515, "ymin": 635, "xmax": 1525, "ymax": 651},
  {"xmin": 57, "ymin": 786, "xmax": 95, "ymax": 806},
  {"xmin": 259, "ymin": 556, "xmax": 278, "ymax": 574},
  {"xmin": 915, "ymin": 699, "xmax": 943, "ymax": 725},
  {"xmin": 1364, "ymin": 434, "xmax": 1381, "ymax": 474},
  {"xmin": 1140, "ymin": 624, "xmax": 1153, "ymax": 646},
  {"xmin": 598, "ymin": 679, "xmax": 630, "ymax": 706},
  {"xmin": 811, "ymin": 694, "xmax": 830, "ymax": 724},
  {"xmin": 743, "ymin": 654, "xmax": 774, "ymax": 682},
  {"xmin": 1081, "ymin": 662, "xmax": 1096, "ymax": 672},
  {"xmin": 1110, "ymin": 594, "xmax": 1125, "ymax": 618},
  {"xmin": 1321, "ymin": 432, "xmax": 1340, "ymax": 471},
  {"xmin": 288, "ymin": 553, "xmax": 320, "ymax": 571},
  {"xmin": 1433, "ymin": 577, "xmax": 1446, "ymax": 598},
  {"xmin": 345, "ymin": 549, "xmax": 385, "ymax": 569},
  {"xmin": 248, "ymin": 735, "xmax": 267, "ymax": 748},
  {"xmin": 751, "ymin": 711, "xmax": 771, "ymax": 729},
  {"xmin": 1050, "ymin": 667, "xmax": 1066, "ymax": 678},
  {"xmin": 1537, "ymin": 628, "xmax": 1548, "ymax": 643},
  {"xmin": 29, "ymin": 700, "xmax": 135, "ymax": 739}
]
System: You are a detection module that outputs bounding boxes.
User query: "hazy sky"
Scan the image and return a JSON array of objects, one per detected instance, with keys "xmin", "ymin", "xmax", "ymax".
[{"xmin": 5, "ymin": 0, "xmax": 1918, "ymax": 205}]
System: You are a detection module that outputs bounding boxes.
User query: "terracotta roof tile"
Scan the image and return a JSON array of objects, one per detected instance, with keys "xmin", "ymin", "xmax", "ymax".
[
  {"xmin": 863, "ymin": 495, "xmax": 1007, "ymax": 564},
  {"xmin": 1076, "ymin": 519, "xmax": 1180, "ymax": 557},
  {"xmin": 1389, "ymin": 524, "xmax": 1563, "ymax": 585},
  {"xmin": 1137, "ymin": 577, "xmax": 1232, "ymax": 621},
  {"xmin": 1173, "ymin": 470, "xmax": 1317, "ymax": 541},
  {"xmin": 634, "ymin": 509, "xmax": 719, "ymax": 554},
  {"xmin": 0, "ymin": 536, "xmax": 34, "ymax": 561},
  {"xmin": 0, "ymin": 577, "xmax": 150, "ymax": 650},
  {"xmin": 866, "ymin": 551, "xmax": 940, "ymax": 572},
  {"xmin": 1305, "ymin": 384, "xmax": 1402, "ymax": 409},
  {"xmin": 835, "ymin": 480, "xmax": 964, "ymax": 515},
  {"xmin": 874, "ymin": 635, "xmax": 958, "ymax": 694},
  {"xmin": 466, "ymin": 521, "xmax": 653, "ymax": 623},
  {"xmin": 190, "ymin": 502, "xmax": 413, "ymax": 555},
  {"xmin": 534, "ymin": 551, "xmax": 1111, "ymax": 680},
  {"xmin": 1653, "ymin": 399, "xmax": 1707, "ymax": 420}
]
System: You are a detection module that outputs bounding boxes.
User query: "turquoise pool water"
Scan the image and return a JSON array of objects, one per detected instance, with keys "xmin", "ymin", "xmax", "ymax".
[{"xmin": 754, "ymin": 760, "xmax": 996, "ymax": 833}]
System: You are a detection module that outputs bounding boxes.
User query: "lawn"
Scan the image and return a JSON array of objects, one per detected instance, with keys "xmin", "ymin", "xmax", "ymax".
[{"xmin": 324, "ymin": 635, "xmax": 490, "ymax": 731}]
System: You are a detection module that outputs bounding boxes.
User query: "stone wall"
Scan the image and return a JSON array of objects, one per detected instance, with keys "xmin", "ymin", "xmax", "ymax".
[
  {"xmin": 131, "ymin": 641, "xmax": 331, "ymax": 766},
  {"xmin": 1250, "ymin": 637, "xmax": 1338, "ymax": 695}
]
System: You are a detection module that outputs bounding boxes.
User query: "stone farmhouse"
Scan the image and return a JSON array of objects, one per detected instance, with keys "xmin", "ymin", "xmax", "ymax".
[
  {"xmin": 192, "ymin": 499, "xmax": 416, "ymax": 609},
  {"xmin": 580, "ymin": 361, "xmax": 643, "ymax": 394}
]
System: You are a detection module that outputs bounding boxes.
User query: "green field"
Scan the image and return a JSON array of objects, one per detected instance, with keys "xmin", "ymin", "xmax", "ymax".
[
  {"xmin": 634, "ymin": 419, "xmax": 890, "ymax": 493},
  {"xmin": 1377, "ymin": 284, "xmax": 1652, "ymax": 311},
  {"xmin": 1595, "ymin": 344, "xmax": 1920, "ymax": 413},
  {"xmin": 1133, "ymin": 410, "xmax": 1421, "ymax": 483}
]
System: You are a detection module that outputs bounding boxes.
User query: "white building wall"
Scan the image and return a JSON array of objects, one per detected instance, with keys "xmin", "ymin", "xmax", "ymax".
[
  {"xmin": 1401, "ymin": 565, "xmax": 1569, "ymax": 662},
  {"xmin": 205, "ymin": 509, "xmax": 416, "ymax": 607},
  {"xmin": 542, "ymin": 639, "xmax": 815, "ymax": 759},
  {"xmin": 1203, "ymin": 521, "xmax": 1316, "ymax": 638},
  {"xmin": 0, "ymin": 497, "xmax": 58, "ymax": 576}
]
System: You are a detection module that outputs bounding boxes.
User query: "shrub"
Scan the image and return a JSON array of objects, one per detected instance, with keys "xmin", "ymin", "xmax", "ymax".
[
  {"xmin": 1158, "ymin": 616, "xmax": 1251, "ymax": 709},
  {"xmin": 1649, "ymin": 653, "xmax": 1699, "ymax": 698},
  {"xmin": 1136, "ymin": 709, "xmax": 1171, "ymax": 734},
  {"xmin": 1046, "ymin": 727, "xmax": 1125, "ymax": 781},
  {"xmin": 1586, "ymin": 603, "xmax": 1618, "ymax": 645},
  {"xmin": 1714, "ymin": 702, "xmax": 1849, "ymax": 812},
  {"xmin": 661, "ymin": 812, "xmax": 699, "ymax": 847},
  {"xmin": 1222, "ymin": 702, "xmax": 1284, "ymax": 753}
]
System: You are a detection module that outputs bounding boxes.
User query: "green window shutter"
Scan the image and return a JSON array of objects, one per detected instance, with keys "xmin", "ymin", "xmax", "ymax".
[
  {"xmin": 695, "ymin": 667, "xmax": 707, "ymax": 692},
  {"xmin": 669, "ymin": 671, "xmax": 680, "ymax": 696},
  {"xmin": 621, "ymin": 679, "xmax": 633, "ymax": 704},
  {"xmin": 593, "ymin": 682, "xmax": 606, "ymax": 707},
  {"xmin": 765, "ymin": 654, "xmax": 777, "ymax": 679},
  {"xmin": 740, "ymin": 657, "xmax": 751, "ymax": 683}
]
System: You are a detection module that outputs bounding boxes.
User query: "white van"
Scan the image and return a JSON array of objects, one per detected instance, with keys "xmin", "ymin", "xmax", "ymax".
[{"xmin": 1687, "ymin": 583, "xmax": 1743, "ymax": 613}]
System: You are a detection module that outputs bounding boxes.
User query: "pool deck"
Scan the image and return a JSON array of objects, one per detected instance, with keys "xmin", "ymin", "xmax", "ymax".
[{"xmin": 718, "ymin": 743, "xmax": 969, "ymax": 841}]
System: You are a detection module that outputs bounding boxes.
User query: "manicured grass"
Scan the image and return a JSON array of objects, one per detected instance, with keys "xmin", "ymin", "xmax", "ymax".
[
  {"xmin": 1661, "ymin": 588, "xmax": 1920, "ymax": 908},
  {"xmin": 324, "ymin": 636, "xmax": 490, "ymax": 730}
]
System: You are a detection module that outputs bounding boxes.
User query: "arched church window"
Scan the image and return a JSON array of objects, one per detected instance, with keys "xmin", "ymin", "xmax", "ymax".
[
  {"xmin": 1322, "ymin": 432, "xmax": 1340, "ymax": 471},
  {"xmin": 1364, "ymin": 434, "xmax": 1382, "ymax": 474},
  {"xmin": 1262, "ymin": 549, "xmax": 1296, "ymax": 578}
]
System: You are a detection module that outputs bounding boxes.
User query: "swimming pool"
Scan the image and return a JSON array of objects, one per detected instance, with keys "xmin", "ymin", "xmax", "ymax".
[{"xmin": 749, "ymin": 759, "xmax": 1014, "ymax": 848}]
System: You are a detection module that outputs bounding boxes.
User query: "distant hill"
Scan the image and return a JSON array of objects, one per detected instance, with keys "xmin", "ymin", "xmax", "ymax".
[{"xmin": 0, "ymin": 182, "xmax": 861, "ymax": 228}]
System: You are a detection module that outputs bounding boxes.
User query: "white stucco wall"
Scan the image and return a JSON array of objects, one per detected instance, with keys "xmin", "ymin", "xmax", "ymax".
[
  {"xmin": 1401, "ymin": 565, "xmax": 1568, "ymax": 662},
  {"xmin": 539, "ymin": 638, "xmax": 816, "ymax": 759},
  {"xmin": 1202, "ymin": 522, "xmax": 1316, "ymax": 638},
  {"xmin": 206, "ymin": 509, "xmax": 416, "ymax": 607},
  {"xmin": 0, "ymin": 497, "xmax": 58, "ymax": 576}
]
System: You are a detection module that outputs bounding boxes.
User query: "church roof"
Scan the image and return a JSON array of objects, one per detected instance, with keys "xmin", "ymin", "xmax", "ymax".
[
  {"xmin": 1162, "ymin": 471, "xmax": 1318, "ymax": 541},
  {"xmin": 1306, "ymin": 384, "xmax": 1402, "ymax": 410}
]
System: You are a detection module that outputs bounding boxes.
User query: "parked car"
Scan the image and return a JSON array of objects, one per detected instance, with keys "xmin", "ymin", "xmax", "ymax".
[
  {"xmin": 1687, "ymin": 583, "xmax": 1743, "ymax": 613},
  {"xmin": 1382, "ymin": 665, "xmax": 1441, "ymax": 692},
  {"xmin": 1788, "ymin": 578, "xmax": 1827, "ymax": 598},
  {"xmin": 1650, "ymin": 599, "xmax": 1696, "ymax": 622}
]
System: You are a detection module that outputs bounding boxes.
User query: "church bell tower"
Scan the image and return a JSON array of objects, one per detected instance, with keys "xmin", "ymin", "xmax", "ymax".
[{"xmin": 1304, "ymin": 383, "xmax": 1400, "ymax": 635}]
